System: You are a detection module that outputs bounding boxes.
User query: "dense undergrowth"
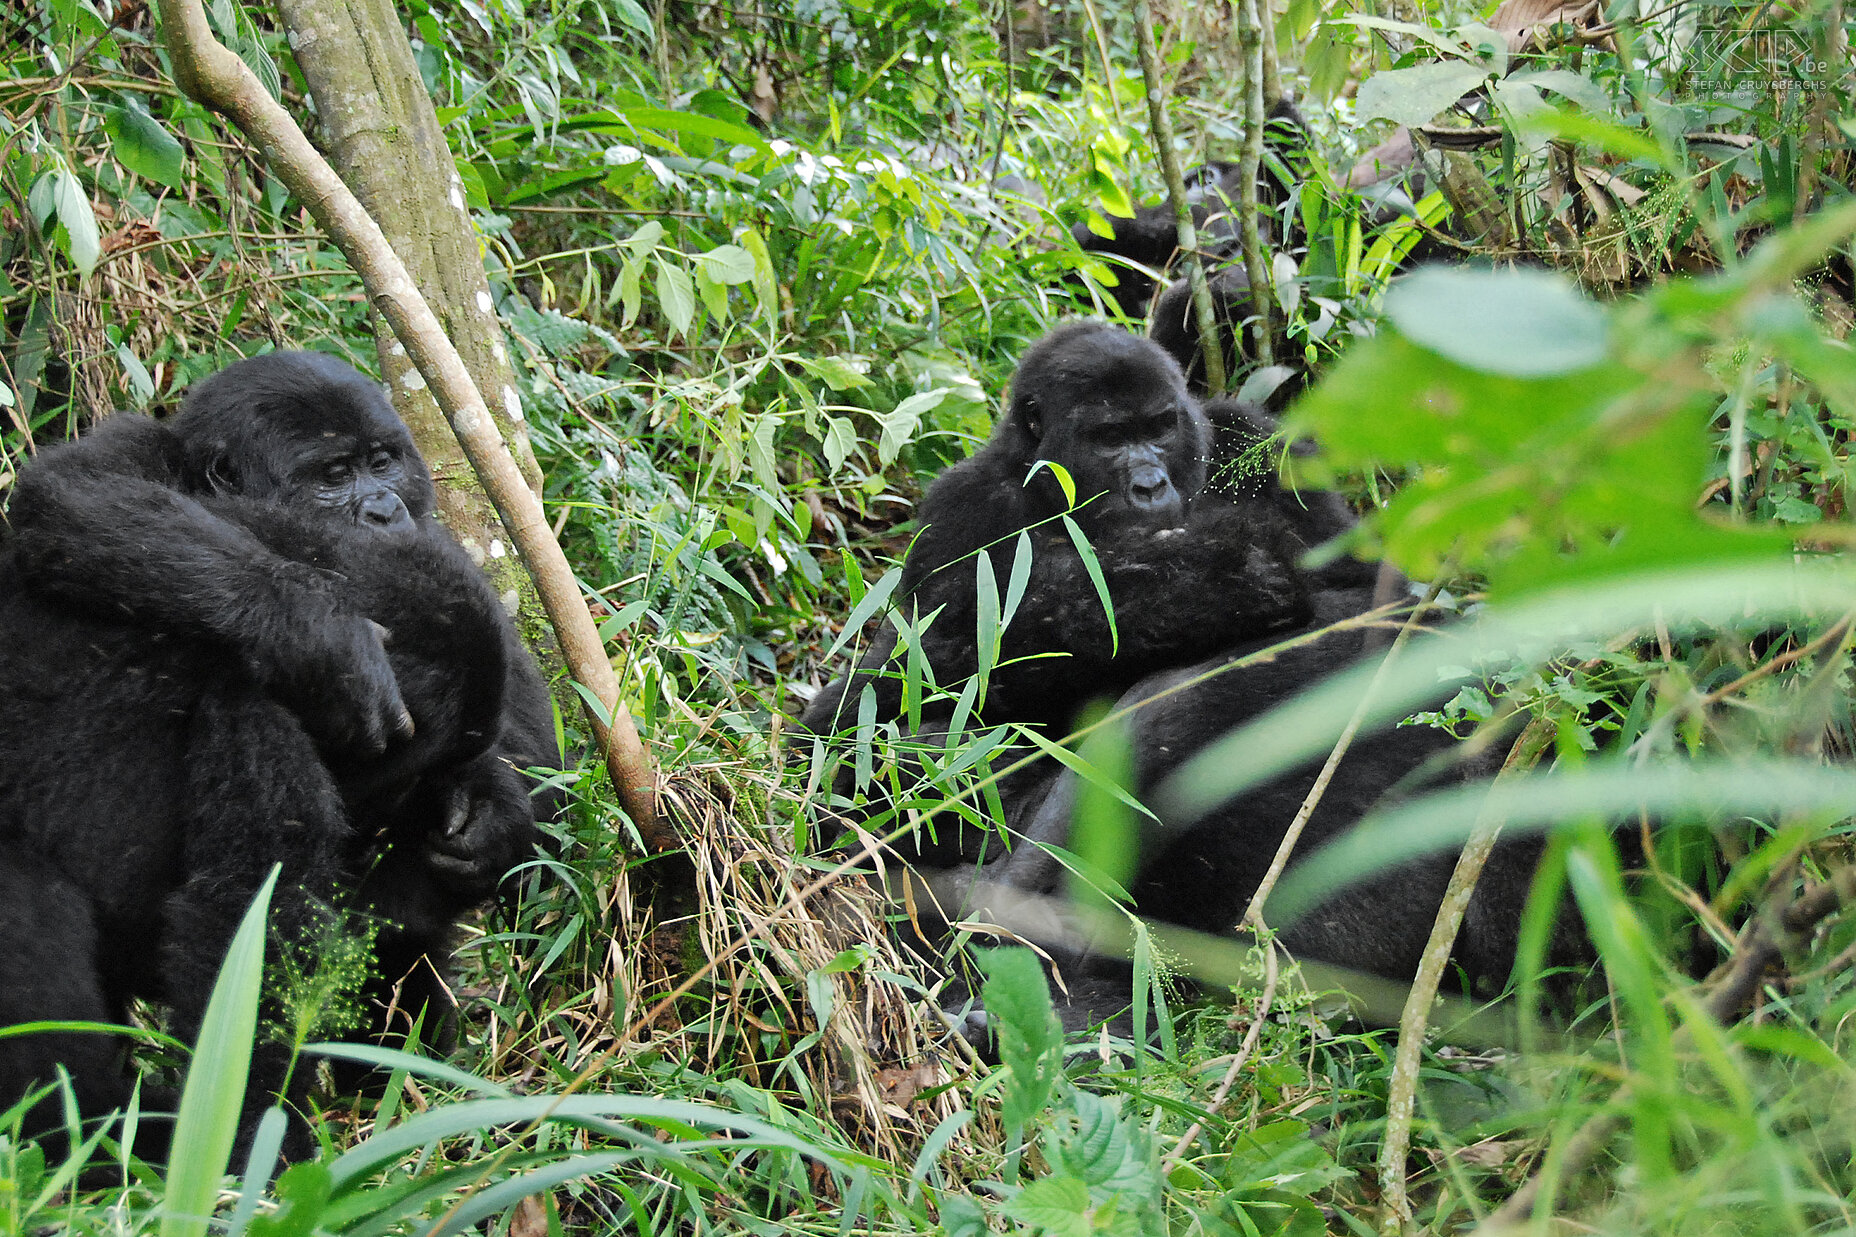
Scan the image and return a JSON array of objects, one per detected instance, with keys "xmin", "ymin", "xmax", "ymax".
[{"xmin": 4, "ymin": 0, "xmax": 1856, "ymax": 1230}]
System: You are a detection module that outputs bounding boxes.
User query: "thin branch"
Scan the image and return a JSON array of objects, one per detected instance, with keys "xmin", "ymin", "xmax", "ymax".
[
  {"xmin": 1162, "ymin": 933, "xmax": 1280, "ymax": 1171},
  {"xmin": 1234, "ymin": 0, "xmax": 1276, "ymax": 368},
  {"xmin": 154, "ymin": 0, "xmax": 662, "ymax": 841},
  {"xmin": 1377, "ymin": 717, "xmax": 1555, "ymax": 1234},
  {"xmin": 1131, "ymin": 0, "xmax": 1228, "ymax": 394}
]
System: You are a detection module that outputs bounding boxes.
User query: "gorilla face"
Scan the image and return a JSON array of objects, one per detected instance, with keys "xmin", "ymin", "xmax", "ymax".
[
  {"xmin": 283, "ymin": 434, "xmax": 420, "ymax": 531},
  {"xmin": 177, "ymin": 351, "xmax": 437, "ymax": 532},
  {"xmin": 1008, "ymin": 323, "xmax": 1211, "ymax": 532}
]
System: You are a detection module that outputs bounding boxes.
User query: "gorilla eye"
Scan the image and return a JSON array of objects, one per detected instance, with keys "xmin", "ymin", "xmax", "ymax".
[
  {"xmin": 369, "ymin": 449, "xmax": 395, "ymax": 473},
  {"xmin": 320, "ymin": 461, "xmax": 353, "ymax": 486}
]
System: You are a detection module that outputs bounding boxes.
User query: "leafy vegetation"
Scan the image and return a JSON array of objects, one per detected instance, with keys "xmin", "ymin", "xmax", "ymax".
[{"xmin": 4, "ymin": 0, "xmax": 1856, "ymax": 1231}]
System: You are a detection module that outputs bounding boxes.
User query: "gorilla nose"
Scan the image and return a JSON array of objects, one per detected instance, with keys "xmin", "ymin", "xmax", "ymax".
[
  {"xmin": 360, "ymin": 492, "xmax": 413, "ymax": 530},
  {"xmin": 1130, "ymin": 471, "xmax": 1175, "ymax": 508}
]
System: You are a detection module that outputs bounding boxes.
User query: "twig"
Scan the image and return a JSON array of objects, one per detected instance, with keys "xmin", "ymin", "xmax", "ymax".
[
  {"xmin": 1130, "ymin": 0, "xmax": 1228, "ymax": 394},
  {"xmin": 1376, "ymin": 717, "xmax": 1555, "ymax": 1234},
  {"xmin": 1162, "ymin": 933, "xmax": 1280, "ymax": 1171},
  {"xmin": 154, "ymin": 0, "xmax": 662, "ymax": 840},
  {"xmin": 1242, "ymin": 569, "xmax": 1453, "ymax": 926},
  {"xmin": 1234, "ymin": 0, "xmax": 1275, "ymax": 368},
  {"xmin": 1699, "ymin": 614, "xmax": 1852, "ymax": 706}
]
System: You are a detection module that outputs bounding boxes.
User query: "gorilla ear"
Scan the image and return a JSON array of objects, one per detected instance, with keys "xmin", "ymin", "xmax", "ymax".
[{"xmin": 203, "ymin": 449, "xmax": 239, "ymax": 495}]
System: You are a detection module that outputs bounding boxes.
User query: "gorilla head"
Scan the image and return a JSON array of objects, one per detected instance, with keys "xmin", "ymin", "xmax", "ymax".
[
  {"xmin": 176, "ymin": 352, "xmax": 437, "ymax": 532},
  {"xmin": 1003, "ymin": 323, "xmax": 1211, "ymax": 533}
]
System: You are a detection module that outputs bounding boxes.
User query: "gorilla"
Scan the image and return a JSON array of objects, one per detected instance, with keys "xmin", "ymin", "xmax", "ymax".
[
  {"xmin": 1148, "ymin": 267, "xmax": 1302, "ymax": 405},
  {"xmin": 1071, "ymin": 102, "xmax": 1310, "ymax": 321},
  {"xmin": 938, "ymin": 509, "xmax": 1568, "ymax": 1034},
  {"xmin": 0, "ymin": 352, "xmax": 560, "ymax": 1158},
  {"xmin": 800, "ymin": 324, "xmax": 1373, "ymax": 740},
  {"xmin": 799, "ymin": 324, "xmax": 1375, "ymax": 865}
]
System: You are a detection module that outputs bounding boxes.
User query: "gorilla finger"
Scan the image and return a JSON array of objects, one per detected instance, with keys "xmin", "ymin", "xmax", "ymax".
[
  {"xmin": 440, "ymin": 784, "xmax": 476, "ymax": 838},
  {"xmin": 421, "ymin": 849, "xmax": 490, "ymax": 883}
]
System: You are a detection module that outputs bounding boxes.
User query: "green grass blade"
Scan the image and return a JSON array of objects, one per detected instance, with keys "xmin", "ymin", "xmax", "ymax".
[{"xmin": 161, "ymin": 865, "xmax": 279, "ymax": 1237}]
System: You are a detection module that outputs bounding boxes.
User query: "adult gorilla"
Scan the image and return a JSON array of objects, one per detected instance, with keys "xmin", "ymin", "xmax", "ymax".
[
  {"xmin": 1071, "ymin": 102, "xmax": 1310, "ymax": 320},
  {"xmin": 0, "ymin": 352, "xmax": 559, "ymax": 1157},
  {"xmin": 799, "ymin": 325, "xmax": 1377, "ymax": 871},
  {"xmin": 946, "ymin": 545, "xmax": 1564, "ymax": 1033},
  {"xmin": 801, "ymin": 323, "xmax": 1373, "ymax": 742}
]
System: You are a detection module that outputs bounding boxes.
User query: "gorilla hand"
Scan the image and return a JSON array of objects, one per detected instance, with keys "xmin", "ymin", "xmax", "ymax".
[
  {"xmin": 423, "ymin": 754, "xmax": 537, "ymax": 901},
  {"xmin": 247, "ymin": 567, "xmax": 415, "ymax": 757}
]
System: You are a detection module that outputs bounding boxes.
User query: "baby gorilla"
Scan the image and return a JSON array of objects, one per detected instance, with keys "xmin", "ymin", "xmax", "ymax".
[{"xmin": 0, "ymin": 352, "xmax": 558, "ymax": 1159}]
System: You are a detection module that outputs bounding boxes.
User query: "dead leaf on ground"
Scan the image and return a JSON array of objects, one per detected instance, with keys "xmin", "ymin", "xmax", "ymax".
[{"xmin": 875, "ymin": 1063, "xmax": 941, "ymax": 1109}]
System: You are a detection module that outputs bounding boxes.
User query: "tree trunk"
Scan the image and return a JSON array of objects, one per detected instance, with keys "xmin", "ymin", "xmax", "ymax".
[
  {"xmin": 158, "ymin": 0, "xmax": 660, "ymax": 838},
  {"xmin": 273, "ymin": 0, "xmax": 545, "ymax": 575}
]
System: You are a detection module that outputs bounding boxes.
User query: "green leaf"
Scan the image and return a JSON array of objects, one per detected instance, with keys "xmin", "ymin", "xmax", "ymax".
[
  {"xmin": 302, "ymin": 1042, "xmax": 512, "ymax": 1097},
  {"xmin": 605, "ymin": 0, "xmax": 653, "ymax": 35},
  {"xmin": 115, "ymin": 344, "xmax": 155, "ymax": 406},
  {"xmin": 873, "ymin": 387, "xmax": 945, "ymax": 465},
  {"xmin": 739, "ymin": 227, "xmax": 780, "ymax": 327},
  {"xmin": 1506, "ymin": 67, "xmax": 1613, "ymax": 114},
  {"xmin": 820, "ymin": 569, "xmax": 901, "ymax": 664},
  {"xmin": 1061, "ymin": 515, "xmax": 1115, "ymax": 654},
  {"xmin": 247, "ymin": 1160, "xmax": 331, "ymax": 1237},
  {"xmin": 1068, "ymin": 716, "xmax": 1139, "ymax": 908},
  {"xmin": 1000, "ymin": 531, "xmax": 1034, "ymax": 631},
  {"xmin": 800, "ymin": 354, "xmax": 874, "ymax": 391},
  {"xmin": 328, "ymin": 1094, "xmax": 853, "ymax": 1190},
  {"xmin": 974, "ymin": 550, "xmax": 1000, "ymax": 683},
  {"xmin": 748, "ymin": 413, "xmax": 780, "ymax": 493},
  {"xmin": 655, "ymin": 258, "xmax": 694, "ymax": 333},
  {"xmin": 1003, "ymin": 1177, "xmax": 1093, "ymax": 1237},
  {"xmin": 1354, "ymin": 61, "xmax": 1492, "ymax": 127},
  {"xmin": 1028, "ymin": 459, "xmax": 1078, "ymax": 508},
  {"xmin": 619, "ymin": 257, "xmax": 643, "ymax": 328},
  {"xmin": 821, "ymin": 414, "xmax": 856, "ymax": 475},
  {"xmin": 620, "ymin": 106, "xmax": 769, "ymax": 155},
  {"xmin": 694, "ymin": 261, "xmax": 729, "ymax": 322},
  {"xmin": 37, "ymin": 167, "xmax": 100, "ymax": 277},
  {"xmin": 1044, "ymin": 1088, "xmax": 1167, "ymax": 1236},
  {"xmin": 162, "ymin": 868, "xmax": 279, "ymax": 1237},
  {"xmin": 698, "ymin": 243, "xmax": 756, "ymax": 284},
  {"xmin": 104, "ymin": 99, "xmax": 187, "ymax": 190},
  {"xmin": 977, "ymin": 947, "xmax": 1063, "ymax": 1145},
  {"xmin": 625, "ymin": 219, "xmax": 665, "ymax": 258},
  {"xmin": 1385, "ymin": 266, "xmax": 1608, "ymax": 376}
]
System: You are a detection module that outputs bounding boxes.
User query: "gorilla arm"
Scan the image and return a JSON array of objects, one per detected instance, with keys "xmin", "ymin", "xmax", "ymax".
[
  {"xmin": 7, "ymin": 416, "xmax": 410, "ymax": 755},
  {"xmin": 801, "ymin": 494, "xmax": 1315, "ymax": 736},
  {"xmin": 982, "ymin": 498, "xmax": 1314, "ymax": 725}
]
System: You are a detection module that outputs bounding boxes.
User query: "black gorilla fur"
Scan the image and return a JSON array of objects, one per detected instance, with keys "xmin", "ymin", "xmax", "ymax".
[
  {"xmin": 951, "ymin": 585, "xmax": 1554, "ymax": 1031},
  {"xmin": 0, "ymin": 351, "xmax": 559, "ymax": 1157},
  {"xmin": 934, "ymin": 416, "xmax": 1565, "ymax": 1031},
  {"xmin": 800, "ymin": 324, "xmax": 1369, "ymax": 746}
]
